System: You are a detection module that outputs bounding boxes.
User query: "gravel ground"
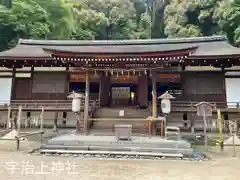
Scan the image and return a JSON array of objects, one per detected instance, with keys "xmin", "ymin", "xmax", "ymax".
[
  {"xmin": 0, "ymin": 130, "xmax": 239, "ymax": 180},
  {"xmin": 0, "ymin": 141, "xmax": 239, "ymax": 180}
]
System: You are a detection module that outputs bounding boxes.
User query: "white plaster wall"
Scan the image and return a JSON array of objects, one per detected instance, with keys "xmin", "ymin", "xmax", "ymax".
[
  {"xmin": 225, "ymin": 78, "xmax": 240, "ymax": 107},
  {"xmin": 0, "ymin": 78, "xmax": 12, "ymax": 104}
]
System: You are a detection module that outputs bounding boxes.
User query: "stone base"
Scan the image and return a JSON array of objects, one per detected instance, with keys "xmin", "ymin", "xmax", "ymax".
[{"xmin": 40, "ymin": 133, "xmax": 194, "ymax": 156}]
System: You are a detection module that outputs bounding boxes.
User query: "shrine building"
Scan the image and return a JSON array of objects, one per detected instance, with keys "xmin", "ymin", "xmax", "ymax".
[{"xmin": 0, "ymin": 36, "xmax": 240, "ymax": 133}]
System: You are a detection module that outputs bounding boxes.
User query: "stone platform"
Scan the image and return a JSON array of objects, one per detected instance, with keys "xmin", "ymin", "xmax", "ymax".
[{"xmin": 40, "ymin": 133, "xmax": 197, "ymax": 158}]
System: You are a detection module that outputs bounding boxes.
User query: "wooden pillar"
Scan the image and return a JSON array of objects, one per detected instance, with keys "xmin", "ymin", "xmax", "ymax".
[
  {"xmin": 151, "ymin": 74, "xmax": 157, "ymax": 135},
  {"xmin": 10, "ymin": 68, "xmax": 16, "ymax": 100},
  {"xmin": 152, "ymin": 75, "xmax": 157, "ymax": 117},
  {"xmin": 99, "ymin": 72, "xmax": 110, "ymax": 106},
  {"xmin": 65, "ymin": 66, "xmax": 69, "ymax": 98},
  {"xmin": 29, "ymin": 66, "xmax": 34, "ymax": 100},
  {"xmin": 137, "ymin": 74, "xmax": 148, "ymax": 108},
  {"xmin": 83, "ymin": 71, "xmax": 89, "ymax": 134}
]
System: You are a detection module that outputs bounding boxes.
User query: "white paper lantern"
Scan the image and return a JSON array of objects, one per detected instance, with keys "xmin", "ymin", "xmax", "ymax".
[
  {"xmin": 68, "ymin": 91, "xmax": 84, "ymax": 113},
  {"xmin": 72, "ymin": 98, "xmax": 81, "ymax": 113},
  {"xmin": 161, "ymin": 99, "xmax": 171, "ymax": 115}
]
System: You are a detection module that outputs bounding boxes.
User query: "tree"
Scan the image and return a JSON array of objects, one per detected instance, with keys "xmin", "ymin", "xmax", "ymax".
[
  {"xmin": 0, "ymin": 0, "xmax": 50, "ymax": 51},
  {"xmin": 220, "ymin": 0, "xmax": 240, "ymax": 47},
  {"xmin": 81, "ymin": 0, "xmax": 139, "ymax": 39},
  {"xmin": 36, "ymin": 0, "xmax": 76, "ymax": 39},
  {"xmin": 70, "ymin": 8, "xmax": 108, "ymax": 40},
  {"xmin": 164, "ymin": 0, "xmax": 225, "ymax": 38}
]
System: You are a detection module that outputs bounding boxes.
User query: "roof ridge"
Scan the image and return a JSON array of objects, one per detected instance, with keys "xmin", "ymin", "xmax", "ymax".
[{"xmin": 18, "ymin": 36, "xmax": 227, "ymax": 46}]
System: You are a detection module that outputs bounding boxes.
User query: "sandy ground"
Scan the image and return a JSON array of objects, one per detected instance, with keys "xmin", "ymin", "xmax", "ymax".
[
  {"xmin": 0, "ymin": 151, "xmax": 239, "ymax": 180},
  {"xmin": 0, "ymin": 141, "xmax": 239, "ymax": 180},
  {"xmin": 0, "ymin": 129, "xmax": 240, "ymax": 180}
]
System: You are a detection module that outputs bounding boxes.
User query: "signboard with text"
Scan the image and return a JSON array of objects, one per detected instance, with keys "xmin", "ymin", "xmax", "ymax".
[
  {"xmin": 69, "ymin": 73, "xmax": 100, "ymax": 82},
  {"xmin": 158, "ymin": 73, "xmax": 181, "ymax": 83}
]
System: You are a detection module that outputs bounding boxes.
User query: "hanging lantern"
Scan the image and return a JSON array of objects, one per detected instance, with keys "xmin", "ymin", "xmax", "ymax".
[
  {"xmin": 158, "ymin": 91, "xmax": 175, "ymax": 115},
  {"xmin": 94, "ymin": 70, "xmax": 97, "ymax": 76},
  {"xmin": 68, "ymin": 91, "xmax": 85, "ymax": 113}
]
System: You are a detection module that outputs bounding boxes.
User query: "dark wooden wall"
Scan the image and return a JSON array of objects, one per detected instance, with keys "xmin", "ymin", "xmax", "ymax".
[
  {"xmin": 13, "ymin": 71, "xmax": 68, "ymax": 101},
  {"xmin": 181, "ymin": 71, "xmax": 226, "ymax": 102},
  {"xmin": 31, "ymin": 72, "xmax": 67, "ymax": 100},
  {"xmin": 14, "ymin": 78, "xmax": 32, "ymax": 100}
]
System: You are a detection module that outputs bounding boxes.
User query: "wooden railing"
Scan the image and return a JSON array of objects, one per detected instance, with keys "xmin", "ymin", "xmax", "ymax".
[
  {"xmin": 0, "ymin": 99, "xmax": 100, "ymax": 111},
  {"xmin": 149, "ymin": 100, "xmax": 240, "ymax": 112},
  {"xmin": 0, "ymin": 99, "xmax": 240, "ymax": 112}
]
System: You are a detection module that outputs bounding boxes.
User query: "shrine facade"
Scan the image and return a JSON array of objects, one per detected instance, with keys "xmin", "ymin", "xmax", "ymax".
[{"xmin": 0, "ymin": 36, "xmax": 239, "ymax": 107}]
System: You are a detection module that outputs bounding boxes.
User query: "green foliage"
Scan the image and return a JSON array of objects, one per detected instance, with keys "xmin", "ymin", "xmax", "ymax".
[
  {"xmin": 219, "ymin": 0, "xmax": 240, "ymax": 47},
  {"xmin": 164, "ymin": 0, "xmax": 226, "ymax": 37},
  {"xmin": 0, "ymin": 0, "xmax": 239, "ymax": 51}
]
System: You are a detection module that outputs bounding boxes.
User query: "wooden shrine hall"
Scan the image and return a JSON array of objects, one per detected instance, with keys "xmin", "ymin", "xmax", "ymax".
[{"xmin": 0, "ymin": 36, "xmax": 240, "ymax": 134}]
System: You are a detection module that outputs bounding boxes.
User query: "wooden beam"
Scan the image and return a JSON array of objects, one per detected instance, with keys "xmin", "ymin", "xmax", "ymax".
[
  {"xmin": 48, "ymin": 46, "xmax": 196, "ymax": 57},
  {"xmin": 83, "ymin": 71, "xmax": 89, "ymax": 134}
]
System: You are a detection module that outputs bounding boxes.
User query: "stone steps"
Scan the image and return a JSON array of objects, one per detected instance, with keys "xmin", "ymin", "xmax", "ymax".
[{"xmin": 93, "ymin": 107, "xmax": 150, "ymax": 118}]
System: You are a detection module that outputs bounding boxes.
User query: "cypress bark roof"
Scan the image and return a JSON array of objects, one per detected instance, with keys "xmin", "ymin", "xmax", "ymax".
[{"xmin": 0, "ymin": 36, "xmax": 239, "ymax": 59}]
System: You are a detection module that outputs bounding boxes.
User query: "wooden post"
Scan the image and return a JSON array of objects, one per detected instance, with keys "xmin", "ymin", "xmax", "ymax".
[
  {"xmin": 151, "ymin": 74, "xmax": 157, "ymax": 135},
  {"xmin": 75, "ymin": 113, "xmax": 81, "ymax": 133},
  {"xmin": 83, "ymin": 71, "xmax": 89, "ymax": 134},
  {"xmin": 17, "ymin": 106, "xmax": 22, "ymax": 137},
  {"xmin": 10, "ymin": 68, "xmax": 16, "ymax": 100},
  {"xmin": 190, "ymin": 114, "xmax": 195, "ymax": 134},
  {"xmin": 53, "ymin": 112, "xmax": 58, "ymax": 132},
  {"xmin": 40, "ymin": 107, "xmax": 44, "ymax": 131},
  {"xmin": 7, "ymin": 105, "xmax": 11, "ymax": 130},
  {"xmin": 65, "ymin": 66, "xmax": 69, "ymax": 97},
  {"xmin": 203, "ymin": 108, "xmax": 208, "ymax": 147},
  {"xmin": 16, "ymin": 139, "xmax": 20, "ymax": 150},
  {"xmin": 152, "ymin": 75, "xmax": 157, "ymax": 117}
]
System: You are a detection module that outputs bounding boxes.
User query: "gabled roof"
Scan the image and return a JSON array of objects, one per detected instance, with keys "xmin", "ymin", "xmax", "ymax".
[
  {"xmin": 0, "ymin": 36, "xmax": 239, "ymax": 59},
  {"xmin": 0, "ymin": 45, "xmax": 51, "ymax": 59}
]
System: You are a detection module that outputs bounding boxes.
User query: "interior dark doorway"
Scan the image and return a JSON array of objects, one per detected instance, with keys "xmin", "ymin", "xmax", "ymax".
[
  {"xmin": 148, "ymin": 82, "xmax": 182, "ymax": 101},
  {"xmin": 110, "ymin": 84, "xmax": 137, "ymax": 106},
  {"xmin": 69, "ymin": 82, "xmax": 99, "ymax": 100}
]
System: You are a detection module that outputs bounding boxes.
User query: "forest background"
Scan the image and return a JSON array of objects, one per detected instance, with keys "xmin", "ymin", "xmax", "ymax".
[{"xmin": 0, "ymin": 0, "xmax": 240, "ymax": 51}]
